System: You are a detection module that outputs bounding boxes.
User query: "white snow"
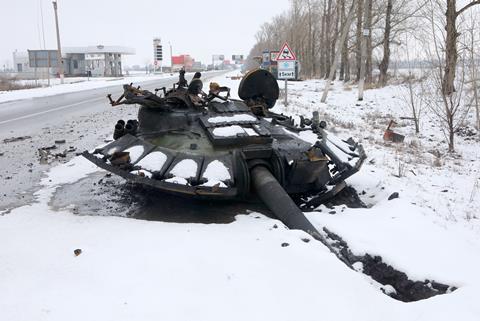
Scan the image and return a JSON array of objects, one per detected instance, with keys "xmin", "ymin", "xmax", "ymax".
[
  {"xmin": 163, "ymin": 159, "xmax": 198, "ymax": 185},
  {"xmin": 130, "ymin": 169, "xmax": 152, "ymax": 178},
  {"xmin": 169, "ymin": 159, "xmax": 198, "ymax": 178},
  {"xmin": 307, "ymin": 200, "xmax": 480, "ymax": 286},
  {"xmin": 212, "ymin": 125, "xmax": 246, "ymax": 137},
  {"xmin": 163, "ymin": 176, "xmax": 188, "ymax": 185},
  {"xmin": 283, "ymin": 128, "xmax": 318, "ymax": 145},
  {"xmin": 325, "ymin": 139, "xmax": 351, "ymax": 163},
  {"xmin": 124, "ymin": 145, "xmax": 144, "ymax": 163},
  {"xmin": 106, "ymin": 146, "xmax": 120, "ymax": 155},
  {"xmin": 208, "ymin": 114, "xmax": 257, "ymax": 124},
  {"xmin": 0, "ymin": 74, "xmax": 173, "ymax": 104},
  {"xmin": 1, "ymin": 71, "xmax": 480, "ymax": 321},
  {"xmin": 202, "ymin": 160, "xmax": 231, "ymax": 181},
  {"xmin": 200, "ymin": 160, "xmax": 231, "ymax": 188},
  {"xmin": 1, "ymin": 155, "xmax": 480, "ymax": 321},
  {"xmin": 136, "ymin": 151, "xmax": 168, "ymax": 172},
  {"xmin": 0, "ymin": 71, "xmax": 223, "ymax": 104},
  {"xmin": 243, "ymin": 127, "xmax": 259, "ymax": 136}
]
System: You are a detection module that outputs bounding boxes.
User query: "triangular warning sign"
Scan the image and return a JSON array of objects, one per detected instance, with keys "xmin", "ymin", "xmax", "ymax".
[{"xmin": 275, "ymin": 42, "xmax": 296, "ymax": 61}]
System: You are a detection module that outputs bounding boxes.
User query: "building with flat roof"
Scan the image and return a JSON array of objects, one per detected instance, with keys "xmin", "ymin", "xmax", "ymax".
[
  {"xmin": 63, "ymin": 45, "xmax": 135, "ymax": 77},
  {"xmin": 13, "ymin": 45, "xmax": 135, "ymax": 77}
]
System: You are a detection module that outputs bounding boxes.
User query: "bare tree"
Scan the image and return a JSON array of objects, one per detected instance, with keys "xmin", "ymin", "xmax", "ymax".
[
  {"xmin": 378, "ymin": 0, "xmax": 393, "ymax": 86},
  {"xmin": 463, "ymin": 9, "xmax": 480, "ymax": 129},
  {"xmin": 321, "ymin": 1, "xmax": 357, "ymax": 102},
  {"xmin": 442, "ymin": 0, "xmax": 480, "ymax": 96},
  {"xmin": 423, "ymin": 1, "xmax": 474, "ymax": 152},
  {"xmin": 400, "ymin": 34, "xmax": 424, "ymax": 134}
]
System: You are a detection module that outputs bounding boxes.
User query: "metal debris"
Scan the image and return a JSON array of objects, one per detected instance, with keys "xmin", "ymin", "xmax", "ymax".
[
  {"xmin": 383, "ymin": 120, "xmax": 405, "ymax": 143},
  {"xmin": 3, "ymin": 136, "xmax": 32, "ymax": 144}
]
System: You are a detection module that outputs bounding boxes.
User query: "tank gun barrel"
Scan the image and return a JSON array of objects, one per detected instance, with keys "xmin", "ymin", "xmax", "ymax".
[{"xmin": 250, "ymin": 165, "xmax": 348, "ymax": 265}]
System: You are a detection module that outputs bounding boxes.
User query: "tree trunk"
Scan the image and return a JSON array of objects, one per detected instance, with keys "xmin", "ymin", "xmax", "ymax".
[
  {"xmin": 307, "ymin": 0, "xmax": 314, "ymax": 78},
  {"xmin": 320, "ymin": 0, "xmax": 327, "ymax": 77},
  {"xmin": 345, "ymin": 56, "xmax": 351, "ymax": 81},
  {"xmin": 448, "ymin": 120, "xmax": 455, "ymax": 152},
  {"xmin": 321, "ymin": 1, "xmax": 357, "ymax": 102},
  {"xmin": 355, "ymin": 0, "xmax": 364, "ymax": 81},
  {"xmin": 379, "ymin": 0, "xmax": 393, "ymax": 86},
  {"xmin": 325, "ymin": 0, "xmax": 333, "ymax": 78},
  {"xmin": 358, "ymin": 0, "xmax": 371, "ymax": 100},
  {"xmin": 365, "ymin": 0, "xmax": 373, "ymax": 84},
  {"xmin": 339, "ymin": 0, "xmax": 346, "ymax": 81},
  {"xmin": 443, "ymin": 0, "xmax": 458, "ymax": 97}
]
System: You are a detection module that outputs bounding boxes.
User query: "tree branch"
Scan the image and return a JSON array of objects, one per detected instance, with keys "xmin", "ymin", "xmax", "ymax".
[{"xmin": 456, "ymin": 0, "xmax": 480, "ymax": 17}]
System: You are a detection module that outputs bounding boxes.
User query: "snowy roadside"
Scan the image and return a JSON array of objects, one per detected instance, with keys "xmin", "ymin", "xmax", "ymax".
[
  {"xmin": 271, "ymin": 78, "xmax": 480, "ymax": 230},
  {"xmin": 1, "ymin": 71, "xmax": 480, "ymax": 321},
  {"xmin": 0, "ymin": 72, "xmax": 210, "ymax": 104}
]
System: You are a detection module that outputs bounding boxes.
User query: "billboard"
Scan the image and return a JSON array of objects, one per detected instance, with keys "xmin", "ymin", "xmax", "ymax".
[
  {"xmin": 212, "ymin": 54, "xmax": 224, "ymax": 61},
  {"xmin": 28, "ymin": 50, "xmax": 58, "ymax": 68},
  {"xmin": 232, "ymin": 55, "xmax": 243, "ymax": 62}
]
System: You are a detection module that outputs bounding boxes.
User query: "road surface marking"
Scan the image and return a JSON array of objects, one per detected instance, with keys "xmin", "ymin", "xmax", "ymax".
[{"xmin": 0, "ymin": 97, "xmax": 105, "ymax": 125}]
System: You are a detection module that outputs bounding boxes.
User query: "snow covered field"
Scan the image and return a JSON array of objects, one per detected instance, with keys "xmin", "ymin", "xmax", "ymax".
[{"xmin": 1, "ymin": 71, "xmax": 479, "ymax": 321}]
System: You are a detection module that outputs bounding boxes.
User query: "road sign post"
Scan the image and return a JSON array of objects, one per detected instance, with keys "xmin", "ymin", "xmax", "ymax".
[{"xmin": 275, "ymin": 42, "xmax": 297, "ymax": 107}]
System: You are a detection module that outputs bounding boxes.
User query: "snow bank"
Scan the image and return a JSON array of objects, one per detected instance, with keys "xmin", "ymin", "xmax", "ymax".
[{"xmin": 0, "ymin": 73, "xmax": 175, "ymax": 104}]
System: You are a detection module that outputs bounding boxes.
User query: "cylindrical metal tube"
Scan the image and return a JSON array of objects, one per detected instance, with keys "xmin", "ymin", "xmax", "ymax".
[
  {"xmin": 250, "ymin": 165, "xmax": 319, "ymax": 235},
  {"xmin": 113, "ymin": 122, "xmax": 125, "ymax": 140},
  {"xmin": 250, "ymin": 165, "xmax": 347, "ymax": 264}
]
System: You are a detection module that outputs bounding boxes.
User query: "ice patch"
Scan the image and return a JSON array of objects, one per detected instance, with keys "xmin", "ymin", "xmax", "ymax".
[{"xmin": 136, "ymin": 151, "xmax": 167, "ymax": 172}]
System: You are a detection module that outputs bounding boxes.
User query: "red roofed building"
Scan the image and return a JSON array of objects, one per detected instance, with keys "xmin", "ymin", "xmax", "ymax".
[{"xmin": 172, "ymin": 54, "xmax": 194, "ymax": 71}]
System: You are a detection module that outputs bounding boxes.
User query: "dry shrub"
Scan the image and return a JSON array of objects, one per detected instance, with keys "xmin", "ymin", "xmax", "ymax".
[{"xmin": 0, "ymin": 76, "xmax": 40, "ymax": 91}]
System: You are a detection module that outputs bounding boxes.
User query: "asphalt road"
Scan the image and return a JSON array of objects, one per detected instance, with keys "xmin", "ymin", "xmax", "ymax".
[
  {"xmin": 0, "ymin": 71, "xmax": 228, "ymax": 212},
  {"xmin": 0, "ymin": 71, "xmax": 225, "ymax": 137}
]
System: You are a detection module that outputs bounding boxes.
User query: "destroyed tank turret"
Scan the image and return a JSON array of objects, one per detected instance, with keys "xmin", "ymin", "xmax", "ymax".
[{"xmin": 83, "ymin": 69, "xmax": 366, "ymax": 246}]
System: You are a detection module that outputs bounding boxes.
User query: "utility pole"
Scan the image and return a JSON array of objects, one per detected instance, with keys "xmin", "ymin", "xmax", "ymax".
[
  {"xmin": 169, "ymin": 42, "xmax": 173, "ymax": 72},
  {"xmin": 52, "ymin": 0, "xmax": 65, "ymax": 84}
]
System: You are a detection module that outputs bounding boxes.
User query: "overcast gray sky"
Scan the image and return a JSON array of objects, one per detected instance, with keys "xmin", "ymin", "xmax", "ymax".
[{"xmin": 0, "ymin": 0, "xmax": 290, "ymax": 68}]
